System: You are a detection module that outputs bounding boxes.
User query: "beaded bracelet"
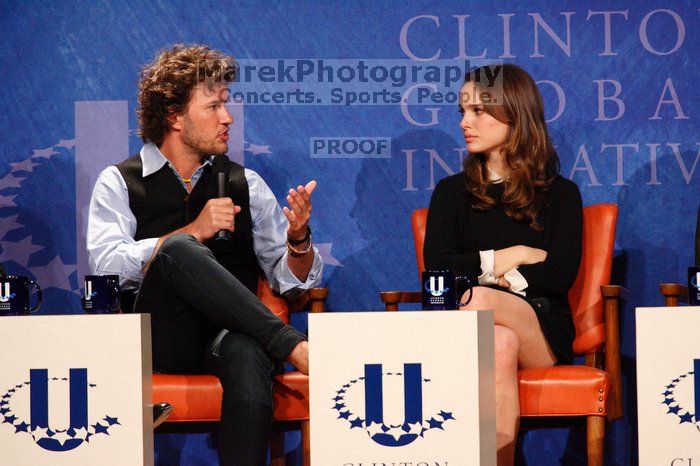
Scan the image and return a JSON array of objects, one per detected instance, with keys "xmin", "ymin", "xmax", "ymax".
[
  {"xmin": 286, "ymin": 239, "xmax": 313, "ymax": 256},
  {"xmin": 287, "ymin": 226, "xmax": 311, "ymax": 246}
]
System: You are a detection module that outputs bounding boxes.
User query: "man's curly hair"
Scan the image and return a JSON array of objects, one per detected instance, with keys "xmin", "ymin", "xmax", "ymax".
[{"xmin": 137, "ymin": 44, "xmax": 238, "ymax": 145}]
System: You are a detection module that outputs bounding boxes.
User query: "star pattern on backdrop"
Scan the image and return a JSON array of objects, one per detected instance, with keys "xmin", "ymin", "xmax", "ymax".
[
  {"xmin": 0, "ymin": 194, "xmax": 18, "ymax": 209},
  {"xmin": 28, "ymin": 255, "xmax": 78, "ymax": 291},
  {"xmin": 245, "ymin": 142, "xmax": 272, "ymax": 156},
  {"xmin": 660, "ymin": 369, "xmax": 699, "ymax": 431},
  {"xmin": 0, "ymin": 213, "xmax": 24, "ymax": 240},
  {"xmin": 10, "ymin": 158, "xmax": 42, "ymax": 173},
  {"xmin": 1, "ymin": 139, "xmax": 79, "ymax": 291},
  {"xmin": 0, "ymin": 173, "xmax": 25, "ymax": 189},
  {"xmin": 0, "ymin": 236, "xmax": 44, "ymax": 267},
  {"xmin": 315, "ymin": 243, "xmax": 343, "ymax": 267},
  {"xmin": 31, "ymin": 147, "xmax": 58, "ymax": 158},
  {"xmin": 55, "ymin": 139, "xmax": 76, "ymax": 149}
]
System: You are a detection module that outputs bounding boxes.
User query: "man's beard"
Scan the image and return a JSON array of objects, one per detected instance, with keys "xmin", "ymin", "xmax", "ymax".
[{"xmin": 182, "ymin": 120, "xmax": 227, "ymax": 158}]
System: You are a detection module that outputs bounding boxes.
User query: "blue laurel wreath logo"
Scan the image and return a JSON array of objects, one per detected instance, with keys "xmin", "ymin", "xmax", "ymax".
[
  {"xmin": 332, "ymin": 363, "xmax": 455, "ymax": 447},
  {"xmin": 661, "ymin": 359, "xmax": 700, "ymax": 431},
  {"xmin": 1, "ymin": 369, "xmax": 120, "ymax": 451}
]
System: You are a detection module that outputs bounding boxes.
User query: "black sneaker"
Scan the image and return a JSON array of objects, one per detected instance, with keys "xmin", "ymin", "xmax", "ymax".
[{"xmin": 153, "ymin": 402, "xmax": 173, "ymax": 429}]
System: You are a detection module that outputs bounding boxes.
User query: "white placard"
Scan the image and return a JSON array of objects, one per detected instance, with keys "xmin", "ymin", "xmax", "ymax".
[
  {"xmin": 637, "ymin": 306, "xmax": 700, "ymax": 465},
  {"xmin": 0, "ymin": 314, "xmax": 153, "ymax": 466},
  {"xmin": 309, "ymin": 311, "xmax": 495, "ymax": 466}
]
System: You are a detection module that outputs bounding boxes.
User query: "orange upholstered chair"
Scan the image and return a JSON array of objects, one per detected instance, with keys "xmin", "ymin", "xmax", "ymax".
[
  {"xmin": 380, "ymin": 204, "xmax": 625, "ymax": 465},
  {"xmin": 152, "ymin": 277, "xmax": 327, "ymax": 466}
]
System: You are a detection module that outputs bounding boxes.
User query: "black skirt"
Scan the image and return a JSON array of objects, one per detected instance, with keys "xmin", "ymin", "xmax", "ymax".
[
  {"xmin": 485, "ymin": 287, "xmax": 575, "ymax": 365},
  {"xmin": 522, "ymin": 295, "xmax": 574, "ymax": 365}
]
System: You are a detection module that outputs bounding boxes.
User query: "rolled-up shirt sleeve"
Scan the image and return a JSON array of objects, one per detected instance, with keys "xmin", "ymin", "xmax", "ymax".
[
  {"xmin": 478, "ymin": 250, "xmax": 498, "ymax": 285},
  {"xmin": 478, "ymin": 249, "xmax": 528, "ymax": 296},
  {"xmin": 503, "ymin": 268, "xmax": 528, "ymax": 296},
  {"xmin": 246, "ymin": 170, "xmax": 323, "ymax": 296},
  {"xmin": 87, "ymin": 166, "xmax": 157, "ymax": 287}
]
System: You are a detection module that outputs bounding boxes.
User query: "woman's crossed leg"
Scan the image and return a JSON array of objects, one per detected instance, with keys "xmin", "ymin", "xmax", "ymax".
[{"xmin": 460, "ymin": 286, "xmax": 557, "ymax": 466}]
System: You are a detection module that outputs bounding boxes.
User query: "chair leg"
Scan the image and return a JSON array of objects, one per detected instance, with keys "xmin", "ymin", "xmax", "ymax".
[
  {"xmin": 586, "ymin": 416, "xmax": 605, "ymax": 466},
  {"xmin": 269, "ymin": 430, "xmax": 285, "ymax": 466},
  {"xmin": 301, "ymin": 420, "xmax": 311, "ymax": 466}
]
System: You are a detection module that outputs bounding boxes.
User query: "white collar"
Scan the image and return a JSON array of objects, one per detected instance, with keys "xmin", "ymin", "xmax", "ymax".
[
  {"xmin": 487, "ymin": 166, "xmax": 505, "ymax": 183},
  {"xmin": 140, "ymin": 142, "xmax": 213, "ymax": 177}
]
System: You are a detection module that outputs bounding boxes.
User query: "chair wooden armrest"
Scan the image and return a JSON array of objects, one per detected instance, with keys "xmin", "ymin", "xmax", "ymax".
[
  {"xmin": 600, "ymin": 285, "xmax": 627, "ymax": 421},
  {"xmin": 379, "ymin": 291, "xmax": 422, "ymax": 311},
  {"xmin": 659, "ymin": 283, "xmax": 688, "ymax": 307},
  {"xmin": 258, "ymin": 276, "xmax": 328, "ymax": 317},
  {"xmin": 287, "ymin": 287, "xmax": 329, "ymax": 314}
]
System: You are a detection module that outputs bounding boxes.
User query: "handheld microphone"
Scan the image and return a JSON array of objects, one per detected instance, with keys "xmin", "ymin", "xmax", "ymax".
[{"xmin": 213, "ymin": 155, "xmax": 231, "ymax": 243}]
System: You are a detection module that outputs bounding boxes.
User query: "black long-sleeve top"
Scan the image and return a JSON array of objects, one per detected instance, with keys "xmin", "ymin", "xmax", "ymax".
[{"xmin": 424, "ymin": 173, "xmax": 583, "ymax": 302}]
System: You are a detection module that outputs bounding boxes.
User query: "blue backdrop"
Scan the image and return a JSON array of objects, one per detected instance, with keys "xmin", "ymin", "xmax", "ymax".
[{"xmin": 1, "ymin": 1, "xmax": 698, "ymax": 464}]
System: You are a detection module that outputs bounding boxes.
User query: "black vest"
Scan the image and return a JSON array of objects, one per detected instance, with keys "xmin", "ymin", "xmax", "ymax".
[{"xmin": 116, "ymin": 155, "xmax": 260, "ymax": 295}]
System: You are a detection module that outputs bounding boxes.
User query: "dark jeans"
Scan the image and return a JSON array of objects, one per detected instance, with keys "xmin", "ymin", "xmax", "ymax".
[{"xmin": 134, "ymin": 234, "xmax": 306, "ymax": 466}]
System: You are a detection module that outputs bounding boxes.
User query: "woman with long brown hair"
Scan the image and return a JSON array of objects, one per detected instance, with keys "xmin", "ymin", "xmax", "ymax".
[{"xmin": 424, "ymin": 63, "xmax": 583, "ymax": 465}]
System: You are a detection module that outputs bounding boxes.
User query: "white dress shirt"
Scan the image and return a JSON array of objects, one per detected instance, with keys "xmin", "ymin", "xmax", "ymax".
[{"xmin": 87, "ymin": 142, "xmax": 323, "ymax": 295}]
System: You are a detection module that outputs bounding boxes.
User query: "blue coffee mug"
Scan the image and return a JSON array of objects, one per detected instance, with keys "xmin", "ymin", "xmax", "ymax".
[
  {"xmin": 422, "ymin": 270, "xmax": 473, "ymax": 310},
  {"xmin": 0, "ymin": 275, "xmax": 42, "ymax": 316},
  {"xmin": 82, "ymin": 275, "xmax": 121, "ymax": 314},
  {"xmin": 689, "ymin": 266, "xmax": 700, "ymax": 306}
]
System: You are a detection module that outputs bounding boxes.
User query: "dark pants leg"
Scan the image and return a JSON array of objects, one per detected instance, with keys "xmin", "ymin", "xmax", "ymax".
[
  {"xmin": 134, "ymin": 234, "xmax": 305, "ymax": 463},
  {"xmin": 134, "ymin": 233, "xmax": 306, "ymax": 372},
  {"xmin": 205, "ymin": 331, "xmax": 275, "ymax": 466}
]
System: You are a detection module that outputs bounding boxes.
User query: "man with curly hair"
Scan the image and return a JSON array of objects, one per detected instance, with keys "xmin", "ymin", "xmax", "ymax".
[{"xmin": 87, "ymin": 44, "xmax": 322, "ymax": 465}]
